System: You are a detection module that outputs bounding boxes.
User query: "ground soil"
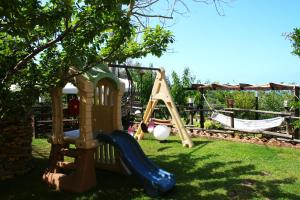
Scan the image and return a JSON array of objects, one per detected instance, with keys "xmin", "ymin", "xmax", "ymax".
[{"xmin": 189, "ymin": 130, "xmax": 300, "ymax": 149}]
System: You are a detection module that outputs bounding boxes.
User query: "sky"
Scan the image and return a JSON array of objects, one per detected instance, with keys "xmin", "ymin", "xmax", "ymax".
[{"xmin": 135, "ymin": 0, "xmax": 300, "ymax": 85}]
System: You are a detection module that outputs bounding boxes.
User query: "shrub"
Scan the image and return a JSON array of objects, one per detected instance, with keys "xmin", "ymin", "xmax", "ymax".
[{"xmin": 204, "ymin": 120, "xmax": 223, "ymax": 129}]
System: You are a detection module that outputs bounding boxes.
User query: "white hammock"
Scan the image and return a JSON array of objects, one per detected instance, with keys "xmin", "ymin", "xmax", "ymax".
[{"xmin": 211, "ymin": 112, "xmax": 285, "ymax": 132}]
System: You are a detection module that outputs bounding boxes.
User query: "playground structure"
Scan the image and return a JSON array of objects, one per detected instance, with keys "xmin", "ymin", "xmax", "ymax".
[
  {"xmin": 107, "ymin": 64, "xmax": 194, "ymax": 147},
  {"xmin": 134, "ymin": 68, "xmax": 194, "ymax": 148},
  {"xmin": 187, "ymin": 83, "xmax": 300, "ymax": 140},
  {"xmin": 108, "ymin": 64, "xmax": 194, "ymax": 148},
  {"xmin": 42, "ymin": 64, "xmax": 175, "ymax": 195}
]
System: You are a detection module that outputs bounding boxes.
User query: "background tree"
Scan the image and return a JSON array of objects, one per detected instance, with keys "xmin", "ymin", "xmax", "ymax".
[
  {"xmin": 289, "ymin": 28, "xmax": 300, "ymax": 57},
  {"xmin": 169, "ymin": 67, "xmax": 197, "ymax": 106},
  {"xmin": 288, "ymin": 28, "xmax": 300, "ymax": 129},
  {"xmin": 169, "ymin": 67, "xmax": 199, "ymax": 121},
  {"xmin": 170, "ymin": 70, "xmax": 185, "ymax": 106},
  {"xmin": 123, "ymin": 62, "xmax": 156, "ymax": 106},
  {"xmin": 201, "ymin": 82, "xmax": 231, "ymax": 110},
  {"xmin": 231, "ymin": 91, "xmax": 256, "ymax": 119},
  {"xmin": 259, "ymin": 91, "xmax": 292, "ymax": 112}
]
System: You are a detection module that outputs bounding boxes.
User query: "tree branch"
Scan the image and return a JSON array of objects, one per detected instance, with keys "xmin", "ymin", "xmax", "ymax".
[
  {"xmin": 64, "ymin": 34, "xmax": 128, "ymax": 82},
  {"xmin": 1, "ymin": 23, "xmax": 81, "ymax": 84},
  {"xmin": 132, "ymin": 11, "xmax": 173, "ymax": 19},
  {"xmin": 133, "ymin": 0, "xmax": 159, "ymax": 9}
]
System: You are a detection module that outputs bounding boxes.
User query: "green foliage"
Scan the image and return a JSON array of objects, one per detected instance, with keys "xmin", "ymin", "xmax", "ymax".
[
  {"xmin": 170, "ymin": 70, "xmax": 185, "ymax": 106},
  {"xmin": 290, "ymin": 28, "xmax": 300, "ymax": 57},
  {"xmin": 294, "ymin": 120, "xmax": 300, "ymax": 129},
  {"xmin": 129, "ymin": 65, "xmax": 156, "ymax": 105},
  {"xmin": 139, "ymin": 71, "xmax": 155, "ymax": 105},
  {"xmin": 259, "ymin": 91, "xmax": 292, "ymax": 112},
  {"xmin": 108, "ymin": 26, "xmax": 174, "ymax": 63},
  {"xmin": 0, "ymin": 1, "xmax": 175, "ymax": 121},
  {"xmin": 231, "ymin": 91, "xmax": 256, "ymax": 119},
  {"xmin": 170, "ymin": 67, "xmax": 197, "ymax": 106},
  {"xmin": 203, "ymin": 86, "xmax": 231, "ymax": 109},
  {"xmin": 233, "ymin": 92, "xmax": 255, "ymax": 109},
  {"xmin": 204, "ymin": 119, "xmax": 223, "ymax": 129},
  {"xmin": 292, "ymin": 100, "xmax": 300, "ymax": 129},
  {"xmin": 0, "ymin": 85, "xmax": 39, "ymax": 121}
]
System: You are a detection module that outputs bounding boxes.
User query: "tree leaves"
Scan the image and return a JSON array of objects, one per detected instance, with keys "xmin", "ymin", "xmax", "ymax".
[
  {"xmin": 1, "ymin": 0, "xmax": 175, "ymax": 121},
  {"xmin": 290, "ymin": 28, "xmax": 300, "ymax": 56}
]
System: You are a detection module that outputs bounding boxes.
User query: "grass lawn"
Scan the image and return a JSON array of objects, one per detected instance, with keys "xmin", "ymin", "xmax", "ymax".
[{"xmin": 1, "ymin": 135, "xmax": 300, "ymax": 200}]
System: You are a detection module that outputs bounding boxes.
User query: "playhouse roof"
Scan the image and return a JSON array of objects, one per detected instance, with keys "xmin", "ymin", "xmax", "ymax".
[{"xmin": 82, "ymin": 64, "xmax": 120, "ymax": 89}]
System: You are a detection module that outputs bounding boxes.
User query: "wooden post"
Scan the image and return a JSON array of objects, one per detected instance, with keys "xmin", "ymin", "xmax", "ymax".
[
  {"xmin": 187, "ymin": 97, "xmax": 194, "ymax": 125},
  {"xmin": 50, "ymin": 87, "xmax": 64, "ymax": 144},
  {"xmin": 189, "ymin": 110, "xmax": 194, "ymax": 125},
  {"xmin": 199, "ymin": 89, "xmax": 205, "ymax": 128},
  {"xmin": 227, "ymin": 99, "xmax": 235, "ymax": 128},
  {"xmin": 286, "ymin": 118, "xmax": 292, "ymax": 135},
  {"xmin": 255, "ymin": 91, "xmax": 259, "ymax": 120},
  {"xmin": 230, "ymin": 112, "xmax": 234, "ymax": 128},
  {"xmin": 294, "ymin": 86, "xmax": 300, "ymax": 139}
]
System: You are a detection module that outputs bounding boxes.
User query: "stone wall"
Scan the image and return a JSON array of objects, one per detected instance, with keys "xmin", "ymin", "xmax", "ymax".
[{"xmin": 0, "ymin": 120, "xmax": 33, "ymax": 180}]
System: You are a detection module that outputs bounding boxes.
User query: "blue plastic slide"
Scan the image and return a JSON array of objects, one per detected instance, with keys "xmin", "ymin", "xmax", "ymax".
[{"xmin": 97, "ymin": 131, "xmax": 175, "ymax": 197}]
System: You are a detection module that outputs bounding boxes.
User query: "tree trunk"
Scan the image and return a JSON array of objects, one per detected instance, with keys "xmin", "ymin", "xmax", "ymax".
[{"xmin": 0, "ymin": 119, "xmax": 33, "ymax": 180}]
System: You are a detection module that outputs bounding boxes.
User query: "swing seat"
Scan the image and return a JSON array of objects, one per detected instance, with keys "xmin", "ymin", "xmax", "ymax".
[{"xmin": 152, "ymin": 118, "xmax": 172, "ymax": 126}]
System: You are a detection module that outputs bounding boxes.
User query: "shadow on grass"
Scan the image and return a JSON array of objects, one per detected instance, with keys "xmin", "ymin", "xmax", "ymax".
[
  {"xmin": 150, "ymin": 151, "xmax": 300, "ymax": 200},
  {"xmin": 1, "ymin": 139, "xmax": 299, "ymax": 200},
  {"xmin": 157, "ymin": 146, "xmax": 171, "ymax": 152},
  {"xmin": 32, "ymin": 148, "xmax": 50, "ymax": 159},
  {"xmin": 0, "ymin": 156, "xmax": 147, "ymax": 200},
  {"xmin": 156, "ymin": 140, "xmax": 210, "ymax": 152}
]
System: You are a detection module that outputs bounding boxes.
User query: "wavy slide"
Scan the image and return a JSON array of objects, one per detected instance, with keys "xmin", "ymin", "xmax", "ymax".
[{"xmin": 97, "ymin": 131, "xmax": 175, "ymax": 197}]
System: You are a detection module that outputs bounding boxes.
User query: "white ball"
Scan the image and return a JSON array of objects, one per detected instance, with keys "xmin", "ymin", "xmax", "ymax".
[
  {"xmin": 153, "ymin": 125, "xmax": 170, "ymax": 141},
  {"xmin": 134, "ymin": 110, "xmax": 141, "ymax": 115}
]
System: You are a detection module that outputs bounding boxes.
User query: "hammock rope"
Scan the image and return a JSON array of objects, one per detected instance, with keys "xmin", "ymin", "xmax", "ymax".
[{"xmin": 202, "ymin": 93, "xmax": 214, "ymax": 110}]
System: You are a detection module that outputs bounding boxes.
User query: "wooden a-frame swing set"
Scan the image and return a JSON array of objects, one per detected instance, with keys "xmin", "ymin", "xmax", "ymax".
[{"xmin": 109, "ymin": 64, "xmax": 193, "ymax": 148}]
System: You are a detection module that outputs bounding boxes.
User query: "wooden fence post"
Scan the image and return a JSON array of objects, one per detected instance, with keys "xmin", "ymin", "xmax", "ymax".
[
  {"xmin": 255, "ymin": 91, "xmax": 259, "ymax": 120},
  {"xmin": 189, "ymin": 110, "xmax": 194, "ymax": 125},
  {"xmin": 230, "ymin": 112, "xmax": 235, "ymax": 128},
  {"xmin": 227, "ymin": 99, "xmax": 235, "ymax": 128},
  {"xmin": 294, "ymin": 86, "xmax": 300, "ymax": 139},
  {"xmin": 199, "ymin": 89, "xmax": 205, "ymax": 128},
  {"xmin": 285, "ymin": 118, "xmax": 292, "ymax": 135}
]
